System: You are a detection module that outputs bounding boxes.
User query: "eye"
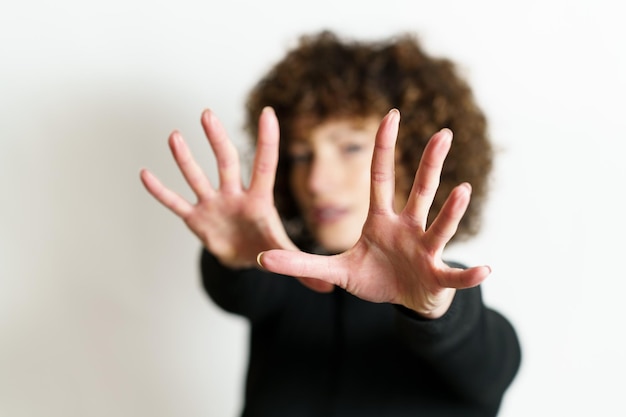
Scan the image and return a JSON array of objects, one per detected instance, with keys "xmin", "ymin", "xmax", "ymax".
[
  {"xmin": 287, "ymin": 150, "xmax": 312, "ymax": 165},
  {"xmin": 343, "ymin": 143, "xmax": 363, "ymax": 154}
]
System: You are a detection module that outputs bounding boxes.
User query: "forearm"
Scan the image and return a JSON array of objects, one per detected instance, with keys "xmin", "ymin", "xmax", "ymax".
[
  {"xmin": 395, "ymin": 286, "xmax": 521, "ymax": 408},
  {"xmin": 200, "ymin": 248, "xmax": 291, "ymax": 321}
]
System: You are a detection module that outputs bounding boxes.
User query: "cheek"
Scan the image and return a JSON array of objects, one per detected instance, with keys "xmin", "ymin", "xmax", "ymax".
[
  {"xmin": 351, "ymin": 160, "xmax": 373, "ymax": 200},
  {"xmin": 356, "ymin": 174, "xmax": 371, "ymax": 201}
]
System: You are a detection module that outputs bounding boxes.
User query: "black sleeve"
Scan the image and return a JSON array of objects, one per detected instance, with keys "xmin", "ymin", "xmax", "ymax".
[
  {"xmin": 199, "ymin": 248, "xmax": 301, "ymax": 322},
  {"xmin": 394, "ymin": 285, "xmax": 522, "ymax": 409}
]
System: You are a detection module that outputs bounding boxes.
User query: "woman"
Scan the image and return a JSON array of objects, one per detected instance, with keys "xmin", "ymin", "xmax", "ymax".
[{"xmin": 140, "ymin": 30, "xmax": 521, "ymax": 416}]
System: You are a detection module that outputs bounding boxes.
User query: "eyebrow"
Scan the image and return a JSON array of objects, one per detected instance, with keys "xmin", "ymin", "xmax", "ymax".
[{"xmin": 288, "ymin": 123, "xmax": 375, "ymax": 146}]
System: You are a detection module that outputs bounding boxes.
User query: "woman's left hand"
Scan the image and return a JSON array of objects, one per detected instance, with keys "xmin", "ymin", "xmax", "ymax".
[{"xmin": 257, "ymin": 109, "xmax": 491, "ymax": 319}]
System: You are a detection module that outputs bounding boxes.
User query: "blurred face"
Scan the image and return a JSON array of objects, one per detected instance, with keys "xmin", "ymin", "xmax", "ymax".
[{"xmin": 288, "ymin": 117, "xmax": 380, "ymax": 253}]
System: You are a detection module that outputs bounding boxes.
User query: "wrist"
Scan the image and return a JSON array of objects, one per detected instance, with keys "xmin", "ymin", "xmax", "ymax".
[{"xmin": 406, "ymin": 288, "xmax": 456, "ymax": 320}]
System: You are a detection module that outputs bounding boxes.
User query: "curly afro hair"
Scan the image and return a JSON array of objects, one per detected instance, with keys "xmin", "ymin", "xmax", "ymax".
[{"xmin": 245, "ymin": 30, "xmax": 493, "ymax": 247}]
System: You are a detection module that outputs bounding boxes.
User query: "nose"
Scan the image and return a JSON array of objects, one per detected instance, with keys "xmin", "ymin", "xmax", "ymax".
[{"xmin": 307, "ymin": 153, "xmax": 339, "ymax": 195}]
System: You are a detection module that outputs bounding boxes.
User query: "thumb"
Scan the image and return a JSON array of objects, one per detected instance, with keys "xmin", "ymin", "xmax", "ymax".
[{"xmin": 257, "ymin": 249, "xmax": 343, "ymax": 287}]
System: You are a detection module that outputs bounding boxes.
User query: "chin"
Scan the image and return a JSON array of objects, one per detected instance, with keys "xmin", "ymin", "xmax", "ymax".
[{"xmin": 315, "ymin": 234, "xmax": 358, "ymax": 254}]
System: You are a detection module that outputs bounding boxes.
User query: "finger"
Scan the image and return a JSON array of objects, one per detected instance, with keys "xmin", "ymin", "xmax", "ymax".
[
  {"xmin": 200, "ymin": 109, "xmax": 242, "ymax": 193},
  {"xmin": 168, "ymin": 131, "xmax": 214, "ymax": 200},
  {"xmin": 424, "ymin": 182, "xmax": 471, "ymax": 251},
  {"xmin": 369, "ymin": 109, "xmax": 400, "ymax": 215},
  {"xmin": 257, "ymin": 250, "xmax": 346, "ymax": 288},
  {"xmin": 248, "ymin": 107, "xmax": 280, "ymax": 197},
  {"xmin": 402, "ymin": 128, "xmax": 452, "ymax": 227},
  {"xmin": 438, "ymin": 265, "xmax": 491, "ymax": 289},
  {"xmin": 140, "ymin": 169, "xmax": 194, "ymax": 218}
]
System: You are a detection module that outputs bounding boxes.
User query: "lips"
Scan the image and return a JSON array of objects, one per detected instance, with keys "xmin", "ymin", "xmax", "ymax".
[{"xmin": 311, "ymin": 206, "xmax": 349, "ymax": 224}]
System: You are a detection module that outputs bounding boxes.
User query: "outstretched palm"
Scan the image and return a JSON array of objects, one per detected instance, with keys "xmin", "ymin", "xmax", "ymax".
[
  {"xmin": 140, "ymin": 107, "xmax": 333, "ymax": 292},
  {"xmin": 258, "ymin": 110, "xmax": 491, "ymax": 318}
]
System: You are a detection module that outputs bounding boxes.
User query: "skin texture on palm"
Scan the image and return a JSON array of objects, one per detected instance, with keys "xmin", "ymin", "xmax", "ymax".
[
  {"xmin": 140, "ymin": 107, "xmax": 333, "ymax": 292},
  {"xmin": 257, "ymin": 110, "xmax": 491, "ymax": 319}
]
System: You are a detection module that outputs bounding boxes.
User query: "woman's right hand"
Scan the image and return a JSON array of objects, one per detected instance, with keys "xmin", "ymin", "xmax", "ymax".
[{"xmin": 141, "ymin": 108, "xmax": 297, "ymax": 268}]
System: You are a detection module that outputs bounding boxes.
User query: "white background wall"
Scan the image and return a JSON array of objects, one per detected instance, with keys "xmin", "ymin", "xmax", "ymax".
[{"xmin": 1, "ymin": 0, "xmax": 624, "ymax": 416}]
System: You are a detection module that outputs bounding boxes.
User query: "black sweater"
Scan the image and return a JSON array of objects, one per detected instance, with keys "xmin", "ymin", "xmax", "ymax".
[{"xmin": 201, "ymin": 249, "xmax": 521, "ymax": 417}]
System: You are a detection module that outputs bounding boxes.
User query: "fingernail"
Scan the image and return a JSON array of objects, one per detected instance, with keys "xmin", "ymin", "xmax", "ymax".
[
  {"xmin": 170, "ymin": 131, "xmax": 182, "ymax": 146},
  {"xmin": 256, "ymin": 252, "xmax": 265, "ymax": 268},
  {"xmin": 440, "ymin": 128, "xmax": 453, "ymax": 140}
]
